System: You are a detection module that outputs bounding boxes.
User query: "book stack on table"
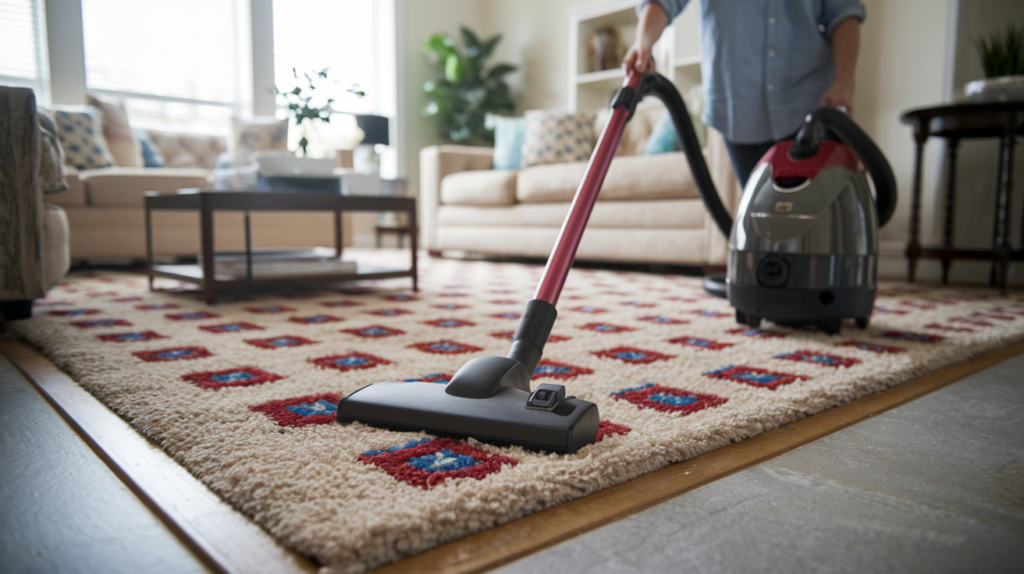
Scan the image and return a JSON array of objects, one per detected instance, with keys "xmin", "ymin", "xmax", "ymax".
[{"xmin": 199, "ymin": 248, "xmax": 357, "ymax": 280}]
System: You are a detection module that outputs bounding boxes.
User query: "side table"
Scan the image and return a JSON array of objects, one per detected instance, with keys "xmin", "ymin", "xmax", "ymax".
[
  {"xmin": 900, "ymin": 102, "xmax": 1024, "ymax": 292},
  {"xmin": 144, "ymin": 191, "xmax": 417, "ymax": 303}
]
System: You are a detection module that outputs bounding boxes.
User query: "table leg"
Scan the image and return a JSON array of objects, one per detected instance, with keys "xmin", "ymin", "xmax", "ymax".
[
  {"xmin": 941, "ymin": 137, "xmax": 960, "ymax": 285},
  {"xmin": 410, "ymin": 204, "xmax": 418, "ymax": 292},
  {"xmin": 994, "ymin": 129, "xmax": 1016, "ymax": 293},
  {"xmin": 200, "ymin": 195, "xmax": 216, "ymax": 304},
  {"xmin": 906, "ymin": 126, "xmax": 928, "ymax": 283},
  {"xmin": 145, "ymin": 201, "xmax": 154, "ymax": 291},
  {"xmin": 244, "ymin": 210, "xmax": 252, "ymax": 281},
  {"xmin": 334, "ymin": 210, "xmax": 343, "ymax": 258}
]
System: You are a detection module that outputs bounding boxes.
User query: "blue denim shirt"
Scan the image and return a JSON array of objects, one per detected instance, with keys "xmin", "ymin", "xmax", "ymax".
[{"xmin": 639, "ymin": 0, "xmax": 866, "ymax": 143}]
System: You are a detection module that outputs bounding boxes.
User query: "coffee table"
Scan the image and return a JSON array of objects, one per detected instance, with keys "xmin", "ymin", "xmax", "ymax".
[{"xmin": 144, "ymin": 191, "xmax": 417, "ymax": 303}]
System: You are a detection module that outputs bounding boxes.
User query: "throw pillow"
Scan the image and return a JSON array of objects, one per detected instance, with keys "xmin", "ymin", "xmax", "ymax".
[
  {"xmin": 53, "ymin": 107, "xmax": 116, "ymax": 170},
  {"xmin": 87, "ymin": 95, "xmax": 143, "ymax": 167},
  {"xmin": 492, "ymin": 116, "xmax": 525, "ymax": 170},
  {"xmin": 232, "ymin": 117, "xmax": 289, "ymax": 157},
  {"xmin": 643, "ymin": 111, "xmax": 681, "ymax": 155},
  {"xmin": 135, "ymin": 129, "xmax": 165, "ymax": 168},
  {"xmin": 520, "ymin": 110, "xmax": 596, "ymax": 168}
]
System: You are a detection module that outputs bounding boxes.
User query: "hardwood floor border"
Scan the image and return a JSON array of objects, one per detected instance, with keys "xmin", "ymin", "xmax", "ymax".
[
  {"xmin": 0, "ymin": 337, "xmax": 318, "ymax": 574},
  {"xmin": 373, "ymin": 339, "xmax": 1024, "ymax": 574},
  {"xmin": 5, "ymin": 335, "xmax": 1023, "ymax": 574}
]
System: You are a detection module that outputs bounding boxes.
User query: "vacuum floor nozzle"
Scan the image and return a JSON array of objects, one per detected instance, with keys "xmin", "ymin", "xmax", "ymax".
[{"xmin": 337, "ymin": 380, "xmax": 600, "ymax": 453}]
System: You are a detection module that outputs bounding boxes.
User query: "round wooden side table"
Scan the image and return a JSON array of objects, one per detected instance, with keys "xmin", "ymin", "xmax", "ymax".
[{"xmin": 900, "ymin": 101, "xmax": 1024, "ymax": 292}]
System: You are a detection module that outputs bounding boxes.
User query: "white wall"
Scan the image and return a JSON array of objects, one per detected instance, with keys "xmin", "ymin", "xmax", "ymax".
[{"xmin": 395, "ymin": 0, "xmax": 484, "ymax": 201}]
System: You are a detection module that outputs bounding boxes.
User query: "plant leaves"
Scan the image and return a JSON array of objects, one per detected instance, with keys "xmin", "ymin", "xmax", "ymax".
[{"xmin": 461, "ymin": 26, "xmax": 482, "ymax": 59}]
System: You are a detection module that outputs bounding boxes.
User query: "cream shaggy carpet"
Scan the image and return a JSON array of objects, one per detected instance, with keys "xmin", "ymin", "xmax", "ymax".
[{"xmin": 8, "ymin": 251, "xmax": 1024, "ymax": 573}]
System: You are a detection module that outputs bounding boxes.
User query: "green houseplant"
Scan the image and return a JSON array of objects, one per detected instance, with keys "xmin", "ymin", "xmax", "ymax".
[
  {"xmin": 276, "ymin": 68, "xmax": 365, "ymax": 156},
  {"xmin": 422, "ymin": 27, "xmax": 516, "ymax": 144},
  {"xmin": 967, "ymin": 23, "xmax": 1024, "ymax": 102}
]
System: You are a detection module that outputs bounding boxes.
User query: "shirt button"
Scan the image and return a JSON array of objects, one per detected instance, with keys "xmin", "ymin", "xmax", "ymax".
[
  {"xmin": 770, "ymin": 17, "xmax": 776, "ymax": 24},
  {"xmin": 767, "ymin": 84, "xmax": 774, "ymax": 91},
  {"xmin": 768, "ymin": 50, "xmax": 775, "ymax": 58}
]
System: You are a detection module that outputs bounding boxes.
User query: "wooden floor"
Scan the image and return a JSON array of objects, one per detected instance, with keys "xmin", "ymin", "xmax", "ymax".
[{"xmin": 2, "ymin": 335, "xmax": 1023, "ymax": 574}]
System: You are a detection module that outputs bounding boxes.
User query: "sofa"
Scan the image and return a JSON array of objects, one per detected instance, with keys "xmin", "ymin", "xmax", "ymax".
[
  {"xmin": 419, "ymin": 104, "xmax": 742, "ymax": 269},
  {"xmin": 1, "ymin": 87, "xmax": 71, "ymax": 320},
  {"xmin": 44, "ymin": 130, "xmax": 348, "ymax": 262}
]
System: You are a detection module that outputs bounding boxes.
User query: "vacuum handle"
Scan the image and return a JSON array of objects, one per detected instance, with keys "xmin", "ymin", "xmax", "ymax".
[{"xmin": 789, "ymin": 107, "xmax": 898, "ymax": 227}]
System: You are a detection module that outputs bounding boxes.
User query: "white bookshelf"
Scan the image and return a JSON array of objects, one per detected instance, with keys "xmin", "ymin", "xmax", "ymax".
[{"xmin": 568, "ymin": 0, "xmax": 702, "ymax": 111}]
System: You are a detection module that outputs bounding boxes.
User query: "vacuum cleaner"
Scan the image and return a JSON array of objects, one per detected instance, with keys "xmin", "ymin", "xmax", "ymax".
[{"xmin": 337, "ymin": 71, "xmax": 896, "ymax": 453}]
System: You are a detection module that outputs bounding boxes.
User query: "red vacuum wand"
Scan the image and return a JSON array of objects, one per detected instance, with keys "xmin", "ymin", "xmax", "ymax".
[{"xmin": 533, "ymin": 71, "xmax": 642, "ymax": 305}]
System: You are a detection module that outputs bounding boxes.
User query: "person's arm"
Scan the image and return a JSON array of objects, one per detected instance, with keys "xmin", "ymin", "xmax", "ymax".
[
  {"xmin": 622, "ymin": 2, "xmax": 670, "ymax": 76},
  {"xmin": 820, "ymin": 17, "xmax": 860, "ymax": 114}
]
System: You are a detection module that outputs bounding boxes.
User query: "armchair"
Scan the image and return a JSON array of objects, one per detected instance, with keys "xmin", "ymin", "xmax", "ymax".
[{"xmin": 0, "ymin": 87, "xmax": 71, "ymax": 320}]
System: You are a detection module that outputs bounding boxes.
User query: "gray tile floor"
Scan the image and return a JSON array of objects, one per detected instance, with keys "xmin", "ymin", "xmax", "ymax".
[
  {"xmin": 495, "ymin": 353, "xmax": 1024, "ymax": 574},
  {"xmin": 3, "ymin": 348, "xmax": 1023, "ymax": 573}
]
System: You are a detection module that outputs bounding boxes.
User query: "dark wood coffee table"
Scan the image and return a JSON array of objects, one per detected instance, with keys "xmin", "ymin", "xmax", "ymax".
[{"xmin": 144, "ymin": 191, "xmax": 417, "ymax": 303}]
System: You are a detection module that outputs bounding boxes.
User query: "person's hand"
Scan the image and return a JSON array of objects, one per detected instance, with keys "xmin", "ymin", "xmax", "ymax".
[
  {"xmin": 623, "ymin": 2, "xmax": 669, "ymax": 77},
  {"xmin": 623, "ymin": 42, "xmax": 656, "ymax": 76},
  {"xmin": 820, "ymin": 81, "xmax": 854, "ymax": 115}
]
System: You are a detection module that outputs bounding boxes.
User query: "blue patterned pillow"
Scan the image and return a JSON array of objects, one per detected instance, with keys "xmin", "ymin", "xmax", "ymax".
[
  {"xmin": 643, "ymin": 111, "xmax": 681, "ymax": 155},
  {"xmin": 520, "ymin": 110, "xmax": 596, "ymax": 168},
  {"xmin": 492, "ymin": 116, "xmax": 525, "ymax": 170},
  {"xmin": 135, "ymin": 129, "xmax": 165, "ymax": 168},
  {"xmin": 54, "ymin": 107, "xmax": 115, "ymax": 169}
]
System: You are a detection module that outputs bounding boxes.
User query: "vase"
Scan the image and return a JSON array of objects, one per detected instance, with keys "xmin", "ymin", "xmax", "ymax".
[{"xmin": 964, "ymin": 75, "xmax": 1024, "ymax": 103}]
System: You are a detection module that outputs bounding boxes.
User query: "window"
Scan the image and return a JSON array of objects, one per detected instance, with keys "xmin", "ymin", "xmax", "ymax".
[
  {"xmin": 81, "ymin": 0, "xmax": 239, "ymax": 134},
  {"xmin": 272, "ymin": 0, "xmax": 380, "ymax": 115},
  {"xmin": 0, "ymin": 0, "xmax": 49, "ymax": 99}
]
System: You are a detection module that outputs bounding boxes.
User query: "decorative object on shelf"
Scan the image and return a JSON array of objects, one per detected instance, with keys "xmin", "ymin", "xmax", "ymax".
[
  {"xmin": 966, "ymin": 22, "xmax": 1024, "ymax": 102},
  {"xmin": 354, "ymin": 114, "xmax": 389, "ymax": 175},
  {"xmin": 276, "ymin": 68, "xmax": 365, "ymax": 156},
  {"xmin": 421, "ymin": 26, "xmax": 516, "ymax": 144},
  {"xmin": 586, "ymin": 26, "xmax": 624, "ymax": 73}
]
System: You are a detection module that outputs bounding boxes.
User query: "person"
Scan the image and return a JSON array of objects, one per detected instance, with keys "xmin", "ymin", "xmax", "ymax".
[{"xmin": 624, "ymin": 0, "xmax": 865, "ymax": 188}]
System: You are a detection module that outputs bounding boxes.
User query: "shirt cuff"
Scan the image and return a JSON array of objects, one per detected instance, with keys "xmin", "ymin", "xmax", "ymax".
[{"xmin": 823, "ymin": 5, "xmax": 866, "ymax": 38}]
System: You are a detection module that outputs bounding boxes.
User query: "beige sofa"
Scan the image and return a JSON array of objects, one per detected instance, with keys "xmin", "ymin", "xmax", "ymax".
[
  {"xmin": 45, "ymin": 133, "xmax": 348, "ymax": 262},
  {"xmin": 419, "ymin": 105, "xmax": 742, "ymax": 268}
]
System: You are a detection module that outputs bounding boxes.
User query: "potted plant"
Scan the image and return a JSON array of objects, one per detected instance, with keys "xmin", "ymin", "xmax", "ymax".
[
  {"xmin": 276, "ymin": 68, "xmax": 365, "ymax": 158},
  {"xmin": 966, "ymin": 23, "xmax": 1024, "ymax": 102},
  {"xmin": 422, "ymin": 27, "xmax": 516, "ymax": 144}
]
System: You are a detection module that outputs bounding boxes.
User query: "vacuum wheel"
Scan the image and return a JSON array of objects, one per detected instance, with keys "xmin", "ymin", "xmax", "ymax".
[
  {"xmin": 735, "ymin": 309, "xmax": 762, "ymax": 328},
  {"xmin": 821, "ymin": 318, "xmax": 842, "ymax": 335},
  {"xmin": 855, "ymin": 317, "xmax": 870, "ymax": 329}
]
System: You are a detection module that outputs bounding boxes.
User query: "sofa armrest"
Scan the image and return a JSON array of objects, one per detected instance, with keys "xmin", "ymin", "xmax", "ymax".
[
  {"xmin": 79, "ymin": 167, "xmax": 211, "ymax": 208},
  {"xmin": 47, "ymin": 166, "xmax": 87, "ymax": 207},
  {"xmin": 419, "ymin": 145, "xmax": 494, "ymax": 251}
]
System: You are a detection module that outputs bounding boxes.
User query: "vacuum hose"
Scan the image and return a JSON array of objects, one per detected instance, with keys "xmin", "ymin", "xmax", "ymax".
[{"xmin": 622, "ymin": 73, "xmax": 898, "ymax": 236}]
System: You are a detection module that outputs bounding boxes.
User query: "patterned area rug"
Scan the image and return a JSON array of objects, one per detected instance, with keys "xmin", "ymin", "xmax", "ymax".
[{"xmin": 8, "ymin": 250, "xmax": 1024, "ymax": 574}]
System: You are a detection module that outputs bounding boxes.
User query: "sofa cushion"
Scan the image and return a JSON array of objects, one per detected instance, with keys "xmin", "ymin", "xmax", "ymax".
[
  {"xmin": 87, "ymin": 96, "xmax": 143, "ymax": 167},
  {"xmin": 46, "ymin": 167, "xmax": 86, "ymax": 207},
  {"xmin": 440, "ymin": 169, "xmax": 517, "ymax": 206},
  {"xmin": 80, "ymin": 167, "xmax": 210, "ymax": 208},
  {"xmin": 516, "ymin": 152, "xmax": 698, "ymax": 203},
  {"xmin": 437, "ymin": 199, "xmax": 706, "ymax": 229},
  {"xmin": 53, "ymin": 107, "xmax": 116, "ymax": 170},
  {"xmin": 520, "ymin": 110, "xmax": 596, "ymax": 168},
  {"xmin": 147, "ymin": 131, "xmax": 227, "ymax": 169},
  {"xmin": 594, "ymin": 102, "xmax": 664, "ymax": 157},
  {"xmin": 492, "ymin": 116, "xmax": 525, "ymax": 170}
]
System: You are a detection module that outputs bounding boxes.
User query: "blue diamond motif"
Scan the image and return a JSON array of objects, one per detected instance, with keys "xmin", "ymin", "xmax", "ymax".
[
  {"xmin": 210, "ymin": 371, "xmax": 255, "ymax": 383},
  {"xmin": 614, "ymin": 351, "xmax": 647, "ymax": 361},
  {"xmin": 117, "ymin": 333, "xmax": 146, "ymax": 341},
  {"xmin": 286, "ymin": 400, "xmax": 337, "ymax": 417},
  {"xmin": 363, "ymin": 437, "xmax": 432, "ymax": 457},
  {"xmin": 157, "ymin": 349, "xmax": 195, "ymax": 360},
  {"xmin": 734, "ymin": 372, "xmax": 784, "ymax": 385},
  {"xmin": 534, "ymin": 365, "xmax": 571, "ymax": 375},
  {"xmin": 269, "ymin": 338, "xmax": 300, "ymax": 347},
  {"xmin": 648, "ymin": 392, "xmax": 698, "ymax": 406},
  {"xmin": 406, "ymin": 449, "xmax": 480, "ymax": 473},
  {"xmin": 334, "ymin": 356, "xmax": 369, "ymax": 367}
]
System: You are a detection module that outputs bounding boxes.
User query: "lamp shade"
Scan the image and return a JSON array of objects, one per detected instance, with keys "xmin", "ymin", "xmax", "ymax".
[{"xmin": 356, "ymin": 115, "xmax": 390, "ymax": 146}]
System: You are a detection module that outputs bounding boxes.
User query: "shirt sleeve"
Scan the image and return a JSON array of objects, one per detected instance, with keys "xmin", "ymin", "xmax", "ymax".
[
  {"xmin": 820, "ymin": 0, "xmax": 866, "ymax": 38},
  {"xmin": 635, "ymin": 0, "xmax": 690, "ymax": 22}
]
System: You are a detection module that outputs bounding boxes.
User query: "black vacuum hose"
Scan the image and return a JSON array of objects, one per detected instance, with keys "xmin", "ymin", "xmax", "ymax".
[
  {"xmin": 790, "ymin": 107, "xmax": 898, "ymax": 226},
  {"xmin": 635, "ymin": 73, "xmax": 733, "ymax": 238}
]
